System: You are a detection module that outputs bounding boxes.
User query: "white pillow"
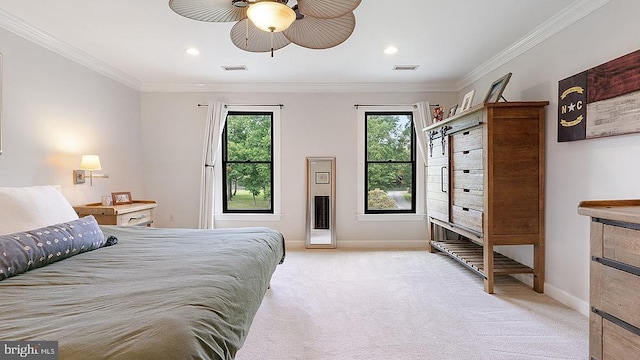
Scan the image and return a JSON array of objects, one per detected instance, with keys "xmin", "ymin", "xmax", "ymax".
[{"xmin": 0, "ymin": 186, "xmax": 79, "ymax": 235}]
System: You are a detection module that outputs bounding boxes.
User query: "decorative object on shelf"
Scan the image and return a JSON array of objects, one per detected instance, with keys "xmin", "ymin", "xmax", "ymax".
[
  {"xmin": 432, "ymin": 106, "xmax": 444, "ymax": 122},
  {"xmin": 73, "ymin": 155, "xmax": 109, "ymax": 186},
  {"xmin": 461, "ymin": 90, "xmax": 475, "ymax": 112},
  {"xmin": 169, "ymin": 0, "xmax": 361, "ymax": 57},
  {"xmin": 101, "ymin": 195, "xmax": 112, "ymax": 206},
  {"xmin": 483, "ymin": 72, "xmax": 512, "ymax": 103},
  {"xmin": 111, "ymin": 192, "xmax": 133, "ymax": 205},
  {"xmin": 447, "ymin": 104, "xmax": 458, "ymax": 118},
  {"xmin": 558, "ymin": 48, "xmax": 640, "ymax": 142}
]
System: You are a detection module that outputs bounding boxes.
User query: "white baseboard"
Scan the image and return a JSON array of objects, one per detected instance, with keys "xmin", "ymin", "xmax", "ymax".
[
  {"xmin": 285, "ymin": 240, "xmax": 306, "ymax": 250},
  {"xmin": 510, "ymin": 273, "xmax": 588, "ymax": 316},
  {"xmin": 544, "ymin": 282, "xmax": 590, "ymax": 316},
  {"xmin": 285, "ymin": 239, "xmax": 429, "ymax": 250},
  {"xmin": 337, "ymin": 240, "xmax": 428, "ymax": 249}
]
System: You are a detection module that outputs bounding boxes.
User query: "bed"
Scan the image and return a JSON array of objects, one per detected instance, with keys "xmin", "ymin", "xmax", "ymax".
[{"xmin": 0, "ymin": 186, "xmax": 285, "ymax": 360}]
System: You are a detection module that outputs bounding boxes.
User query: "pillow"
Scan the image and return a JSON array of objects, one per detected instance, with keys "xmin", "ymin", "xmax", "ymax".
[
  {"xmin": 0, "ymin": 215, "xmax": 105, "ymax": 281},
  {"xmin": 0, "ymin": 186, "xmax": 79, "ymax": 235}
]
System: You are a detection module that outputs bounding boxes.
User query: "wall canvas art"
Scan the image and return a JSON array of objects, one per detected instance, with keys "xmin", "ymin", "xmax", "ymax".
[{"xmin": 558, "ymin": 48, "xmax": 640, "ymax": 142}]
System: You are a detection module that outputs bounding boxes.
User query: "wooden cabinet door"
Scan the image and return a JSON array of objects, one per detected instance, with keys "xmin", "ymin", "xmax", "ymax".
[{"xmin": 426, "ymin": 130, "xmax": 450, "ymax": 222}]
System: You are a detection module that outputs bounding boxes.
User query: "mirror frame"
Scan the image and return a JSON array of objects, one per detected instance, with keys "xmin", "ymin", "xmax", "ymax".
[{"xmin": 306, "ymin": 157, "xmax": 336, "ymax": 248}]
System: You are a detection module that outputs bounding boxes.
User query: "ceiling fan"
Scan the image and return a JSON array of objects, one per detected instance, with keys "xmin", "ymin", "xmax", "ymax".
[{"xmin": 169, "ymin": 0, "xmax": 361, "ymax": 56}]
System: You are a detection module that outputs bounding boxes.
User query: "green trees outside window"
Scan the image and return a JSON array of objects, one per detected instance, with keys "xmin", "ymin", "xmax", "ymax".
[
  {"xmin": 365, "ymin": 112, "xmax": 415, "ymax": 213},
  {"xmin": 222, "ymin": 112, "xmax": 273, "ymax": 213}
]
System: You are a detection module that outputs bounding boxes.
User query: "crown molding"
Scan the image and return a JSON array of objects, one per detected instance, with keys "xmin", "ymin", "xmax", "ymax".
[
  {"xmin": 0, "ymin": 0, "xmax": 610, "ymax": 94},
  {"xmin": 0, "ymin": 9, "xmax": 141, "ymax": 90},
  {"xmin": 458, "ymin": 0, "xmax": 611, "ymax": 89},
  {"xmin": 139, "ymin": 82, "xmax": 457, "ymax": 93},
  {"xmin": 0, "ymin": 9, "xmax": 453, "ymax": 94}
]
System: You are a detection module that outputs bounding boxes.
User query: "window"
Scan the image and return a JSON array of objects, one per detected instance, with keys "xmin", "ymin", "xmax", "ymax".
[
  {"xmin": 222, "ymin": 111, "xmax": 273, "ymax": 213},
  {"xmin": 364, "ymin": 111, "xmax": 416, "ymax": 214}
]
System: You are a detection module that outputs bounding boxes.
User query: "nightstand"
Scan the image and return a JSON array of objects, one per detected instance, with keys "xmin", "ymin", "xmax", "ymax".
[{"xmin": 73, "ymin": 200, "xmax": 157, "ymax": 227}]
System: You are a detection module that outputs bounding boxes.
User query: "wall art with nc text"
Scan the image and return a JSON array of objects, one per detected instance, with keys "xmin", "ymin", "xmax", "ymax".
[{"xmin": 558, "ymin": 48, "xmax": 640, "ymax": 142}]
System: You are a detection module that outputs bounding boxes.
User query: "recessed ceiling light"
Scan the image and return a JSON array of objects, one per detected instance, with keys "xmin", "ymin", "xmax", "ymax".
[
  {"xmin": 384, "ymin": 46, "xmax": 398, "ymax": 55},
  {"xmin": 186, "ymin": 48, "xmax": 200, "ymax": 56}
]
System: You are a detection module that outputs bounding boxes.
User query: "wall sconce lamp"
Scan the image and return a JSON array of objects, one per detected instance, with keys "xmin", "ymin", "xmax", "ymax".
[{"xmin": 73, "ymin": 155, "xmax": 109, "ymax": 186}]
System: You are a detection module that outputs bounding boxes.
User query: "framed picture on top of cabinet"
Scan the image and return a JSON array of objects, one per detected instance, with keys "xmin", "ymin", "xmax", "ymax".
[
  {"xmin": 111, "ymin": 191, "xmax": 133, "ymax": 205},
  {"xmin": 483, "ymin": 72, "xmax": 512, "ymax": 103},
  {"xmin": 461, "ymin": 90, "xmax": 475, "ymax": 112},
  {"xmin": 448, "ymin": 104, "xmax": 458, "ymax": 118}
]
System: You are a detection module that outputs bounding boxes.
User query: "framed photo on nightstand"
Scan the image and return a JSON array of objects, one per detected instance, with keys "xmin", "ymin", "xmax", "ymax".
[{"xmin": 111, "ymin": 191, "xmax": 133, "ymax": 205}]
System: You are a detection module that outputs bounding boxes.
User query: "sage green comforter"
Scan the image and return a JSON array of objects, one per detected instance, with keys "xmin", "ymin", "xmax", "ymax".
[{"xmin": 0, "ymin": 226, "xmax": 285, "ymax": 360}]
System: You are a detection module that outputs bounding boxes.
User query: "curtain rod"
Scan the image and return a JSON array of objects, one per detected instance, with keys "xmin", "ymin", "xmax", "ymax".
[
  {"xmin": 198, "ymin": 103, "xmax": 284, "ymax": 109},
  {"xmin": 353, "ymin": 104, "xmax": 439, "ymax": 109}
]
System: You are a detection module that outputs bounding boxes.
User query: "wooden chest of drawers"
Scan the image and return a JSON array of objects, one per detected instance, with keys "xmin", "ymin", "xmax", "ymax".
[
  {"xmin": 424, "ymin": 102, "xmax": 548, "ymax": 293},
  {"xmin": 578, "ymin": 200, "xmax": 640, "ymax": 360},
  {"xmin": 73, "ymin": 200, "xmax": 157, "ymax": 227}
]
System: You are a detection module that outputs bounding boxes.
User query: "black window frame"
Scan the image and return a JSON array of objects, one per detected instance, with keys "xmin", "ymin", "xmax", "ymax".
[
  {"xmin": 222, "ymin": 111, "xmax": 274, "ymax": 214},
  {"xmin": 364, "ymin": 111, "xmax": 416, "ymax": 214}
]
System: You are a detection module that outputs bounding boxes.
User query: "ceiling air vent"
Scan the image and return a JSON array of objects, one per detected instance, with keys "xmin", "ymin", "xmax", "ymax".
[
  {"xmin": 393, "ymin": 65, "xmax": 419, "ymax": 71},
  {"xmin": 222, "ymin": 65, "xmax": 248, "ymax": 71}
]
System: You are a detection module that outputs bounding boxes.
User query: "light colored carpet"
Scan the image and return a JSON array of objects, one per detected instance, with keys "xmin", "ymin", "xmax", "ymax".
[{"xmin": 236, "ymin": 249, "xmax": 588, "ymax": 360}]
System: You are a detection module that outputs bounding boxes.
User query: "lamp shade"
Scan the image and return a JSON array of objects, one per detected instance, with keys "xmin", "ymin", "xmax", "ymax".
[
  {"xmin": 246, "ymin": 1, "xmax": 296, "ymax": 33},
  {"xmin": 80, "ymin": 155, "xmax": 102, "ymax": 171}
]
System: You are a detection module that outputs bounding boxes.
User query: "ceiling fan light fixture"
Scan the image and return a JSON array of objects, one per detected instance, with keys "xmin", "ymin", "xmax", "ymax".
[
  {"xmin": 232, "ymin": 0, "xmax": 249, "ymax": 8},
  {"xmin": 247, "ymin": 1, "xmax": 296, "ymax": 33}
]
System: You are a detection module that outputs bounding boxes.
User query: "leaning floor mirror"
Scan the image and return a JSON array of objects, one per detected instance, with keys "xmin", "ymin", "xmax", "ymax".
[{"xmin": 306, "ymin": 157, "xmax": 336, "ymax": 248}]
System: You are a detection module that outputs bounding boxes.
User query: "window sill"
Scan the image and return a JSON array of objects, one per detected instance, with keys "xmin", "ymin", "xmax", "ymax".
[
  {"xmin": 357, "ymin": 213, "xmax": 426, "ymax": 222},
  {"xmin": 214, "ymin": 213, "xmax": 282, "ymax": 222}
]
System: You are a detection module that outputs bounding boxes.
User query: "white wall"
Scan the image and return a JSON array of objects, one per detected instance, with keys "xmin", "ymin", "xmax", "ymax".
[
  {"xmin": 0, "ymin": 27, "xmax": 143, "ymax": 205},
  {"xmin": 140, "ymin": 91, "xmax": 457, "ymax": 247},
  {"xmin": 456, "ymin": 0, "xmax": 640, "ymax": 314}
]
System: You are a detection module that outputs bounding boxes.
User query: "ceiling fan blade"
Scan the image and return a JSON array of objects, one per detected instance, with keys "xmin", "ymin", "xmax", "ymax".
[
  {"xmin": 283, "ymin": 12, "xmax": 355, "ymax": 50},
  {"xmin": 296, "ymin": 0, "xmax": 361, "ymax": 19},
  {"xmin": 230, "ymin": 19, "xmax": 291, "ymax": 53},
  {"xmin": 169, "ymin": 0, "xmax": 246, "ymax": 22}
]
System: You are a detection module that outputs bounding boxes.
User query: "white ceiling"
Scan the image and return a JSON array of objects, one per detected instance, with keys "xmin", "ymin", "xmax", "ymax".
[{"xmin": 0, "ymin": 0, "xmax": 598, "ymax": 92}]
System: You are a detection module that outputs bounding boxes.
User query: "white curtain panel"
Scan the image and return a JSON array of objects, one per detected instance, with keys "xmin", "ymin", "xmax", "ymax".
[
  {"xmin": 413, "ymin": 101, "xmax": 432, "ymax": 166},
  {"xmin": 414, "ymin": 101, "xmax": 445, "ymax": 240},
  {"xmin": 199, "ymin": 101, "xmax": 229, "ymax": 229}
]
